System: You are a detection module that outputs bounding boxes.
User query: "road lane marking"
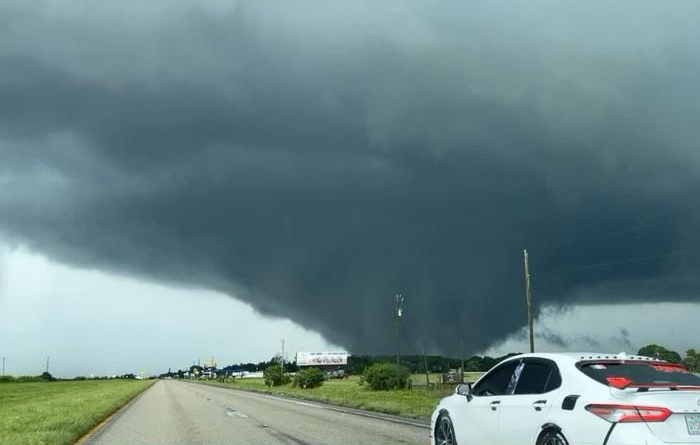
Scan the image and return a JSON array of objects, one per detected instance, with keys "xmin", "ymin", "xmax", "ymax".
[{"xmin": 225, "ymin": 408, "xmax": 249, "ymax": 419}]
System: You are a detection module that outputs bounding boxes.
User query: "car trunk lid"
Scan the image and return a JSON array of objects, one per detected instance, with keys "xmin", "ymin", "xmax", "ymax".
[{"xmin": 612, "ymin": 390, "xmax": 700, "ymax": 443}]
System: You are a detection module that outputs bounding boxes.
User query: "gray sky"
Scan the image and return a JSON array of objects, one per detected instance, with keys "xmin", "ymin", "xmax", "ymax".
[
  {"xmin": 0, "ymin": 245, "xmax": 339, "ymax": 377},
  {"xmin": 2, "ymin": 244, "xmax": 697, "ymax": 377},
  {"xmin": 1, "ymin": 0, "xmax": 700, "ymax": 375}
]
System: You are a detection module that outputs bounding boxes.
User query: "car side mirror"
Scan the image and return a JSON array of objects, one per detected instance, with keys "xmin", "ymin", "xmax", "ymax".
[{"xmin": 456, "ymin": 383, "xmax": 473, "ymax": 402}]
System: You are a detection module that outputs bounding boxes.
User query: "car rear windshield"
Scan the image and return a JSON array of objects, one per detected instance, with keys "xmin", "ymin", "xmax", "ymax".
[{"xmin": 578, "ymin": 361, "xmax": 700, "ymax": 388}]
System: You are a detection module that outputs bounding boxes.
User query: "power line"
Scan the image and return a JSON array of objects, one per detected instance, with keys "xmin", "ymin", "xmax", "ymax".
[
  {"xmin": 528, "ymin": 219, "xmax": 670, "ymax": 252},
  {"xmin": 532, "ymin": 249, "xmax": 699, "ymax": 277}
]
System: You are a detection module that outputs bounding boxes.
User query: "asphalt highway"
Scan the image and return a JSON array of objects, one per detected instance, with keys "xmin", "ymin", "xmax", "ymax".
[{"xmin": 87, "ymin": 380, "xmax": 429, "ymax": 445}]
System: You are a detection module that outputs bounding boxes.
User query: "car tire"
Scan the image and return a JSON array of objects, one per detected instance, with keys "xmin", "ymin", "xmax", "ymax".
[
  {"xmin": 537, "ymin": 428, "xmax": 569, "ymax": 445},
  {"xmin": 435, "ymin": 413, "xmax": 457, "ymax": 445}
]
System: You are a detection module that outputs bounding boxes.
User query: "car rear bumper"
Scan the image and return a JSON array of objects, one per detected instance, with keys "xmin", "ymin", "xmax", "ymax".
[{"xmin": 605, "ymin": 423, "xmax": 700, "ymax": 445}]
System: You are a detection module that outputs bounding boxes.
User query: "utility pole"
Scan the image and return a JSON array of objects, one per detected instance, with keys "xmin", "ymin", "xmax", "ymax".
[
  {"xmin": 460, "ymin": 340, "xmax": 465, "ymax": 383},
  {"xmin": 2, "ymin": 357, "xmax": 5, "ymax": 377},
  {"xmin": 281, "ymin": 339, "xmax": 285, "ymax": 375},
  {"xmin": 46, "ymin": 356, "xmax": 50, "ymax": 374},
  {"xmin": 395, "ymin": 294, "xmax": 404, "ymax": 365},
  {"xmin": 523, "ymin": 249, "xmax": 535, "ymax": 353},
  {"xmin": 423, "ymin": 350, "xmax": 429, "ymax": 385}
]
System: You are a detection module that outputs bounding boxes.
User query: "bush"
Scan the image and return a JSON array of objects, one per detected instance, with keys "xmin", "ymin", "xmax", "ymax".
[
  {"xmin": 17, "ymin": 375, "xmax": 49, "ymax": 382},
  {"xmin": 362, "ymin": 362, "xmax": 410, "ymax": 390},
  {"xmin": 292, "ymin": 367, "xmax": 326, "ymax": 389},
  {"xmin": 263, "ymin": 363, "xmax": 290, "ymax": 387},
  {"xmin": 40, "ymin": 372, "xmax": 56, "ymax": 381},
  {"xmin": 217, "ymin": 374, "xmax": 235, "ymax": 383}
]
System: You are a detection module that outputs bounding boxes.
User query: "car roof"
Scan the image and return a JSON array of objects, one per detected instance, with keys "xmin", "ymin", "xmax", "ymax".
[{"xmin": 503, "ymin": 352, "xmax": 663, "ymax": 363}]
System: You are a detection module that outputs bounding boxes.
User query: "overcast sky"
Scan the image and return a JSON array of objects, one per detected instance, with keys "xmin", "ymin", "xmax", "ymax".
[
  {"xmin": 1, "ymin": 0, "xmax": 700, "ymax": 376},
  {"xmin": 0, "ymin": 245, "xmax": 340, "ymax": 377}
]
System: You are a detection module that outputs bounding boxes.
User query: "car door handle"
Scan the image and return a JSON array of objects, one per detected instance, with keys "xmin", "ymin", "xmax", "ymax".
[
  {"xmin": 532, "ymin": 400, "xmax": 547, "ymax": 411},
  {"xmin": 490, "ymin": 400, "xmax": 500, "ymax": 411}
]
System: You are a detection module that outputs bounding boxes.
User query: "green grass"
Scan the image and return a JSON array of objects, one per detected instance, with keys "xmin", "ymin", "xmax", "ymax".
[
  {"xmin": 410, "ymin": 372, "xmax": 484, "ymax": 385},
  {"xmin": 201, "ymin": 376, "xmax": 469, "ymax": 419},
  {"xmin": 0, "ymin": 379, "xmax": 153, "ymax": 445}
]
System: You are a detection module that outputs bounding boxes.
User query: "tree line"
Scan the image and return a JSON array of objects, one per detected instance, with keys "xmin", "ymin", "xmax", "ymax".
[
  {"xmin": 637, "ymin": 344, "xmax": 700, "ymax": 371},
  {"xmin": 160, "ymin": 344, "xmax": 700, "ymax": 380}
]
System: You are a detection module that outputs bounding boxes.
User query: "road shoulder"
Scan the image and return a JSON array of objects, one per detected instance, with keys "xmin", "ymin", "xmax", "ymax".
[
  {"xmin": 74, "ymin": 380, "xmax": 157, "ymax": 445},
  {"xmin": 186, "ymin": 380, "xmax": 430, "ymax": 429}
]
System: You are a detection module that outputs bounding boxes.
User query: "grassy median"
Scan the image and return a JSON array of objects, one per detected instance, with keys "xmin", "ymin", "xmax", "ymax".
[
  {"xmin": 201, "ymin": 374, "xmax": 481, "ymax": 419},
  {"xmin": 0, "ymin": 379, "xmax": 153, "ymax": 445}
]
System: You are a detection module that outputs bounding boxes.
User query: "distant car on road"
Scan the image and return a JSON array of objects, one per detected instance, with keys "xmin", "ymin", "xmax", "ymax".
[
  {"xmin": 431, "ymin": 352, "xmax": 700, "ymax": 445},
  {"xmin": 326, "ymin": 369, "xmax": 348, "ymax": 379}
]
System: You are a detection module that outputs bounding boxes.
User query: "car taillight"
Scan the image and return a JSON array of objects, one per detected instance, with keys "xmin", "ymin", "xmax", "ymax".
[
  {"xmin": 585, "ymin": 404, "xmax": 672, "ymax": 423},
  {"xmin": 605, "ymin": 375, "xmax": 632, "ymax": 389}
]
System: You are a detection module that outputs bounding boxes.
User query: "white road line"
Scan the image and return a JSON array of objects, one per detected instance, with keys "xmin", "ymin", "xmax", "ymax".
[{"xmin": 225, "ymin": 408, "xmax": 249, "ymax": 419}]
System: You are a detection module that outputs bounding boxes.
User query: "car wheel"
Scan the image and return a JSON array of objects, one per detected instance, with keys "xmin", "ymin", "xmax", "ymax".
[
  {"xmin": 435, "ymin": 413, "xmax": 457, "ymax": 445},
  {"xmin": 538, "ymin": 429, "xmax": 569, "ymax": 445}
]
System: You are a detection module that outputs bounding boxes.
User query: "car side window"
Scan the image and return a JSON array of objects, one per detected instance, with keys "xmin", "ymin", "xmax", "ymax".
[
  {"xmin": 544, "ymin": 365, "xmax": 562, "ymax": 392},
  {"xmin": 514, "ymin": 363, "xmax": 552, "ymax": 395},
  {"xmin": 472, "ymin": 363, "xmax": 517, "ymax": 397},
  {"xmin": 513, "ymin": 361, "xmax": 562, "ymax": 394}
]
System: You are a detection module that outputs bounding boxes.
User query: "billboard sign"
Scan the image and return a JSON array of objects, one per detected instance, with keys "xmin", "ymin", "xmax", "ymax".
[{"xmin": 296, "ymin": 351, "xmax": 348, "ymax": 367}]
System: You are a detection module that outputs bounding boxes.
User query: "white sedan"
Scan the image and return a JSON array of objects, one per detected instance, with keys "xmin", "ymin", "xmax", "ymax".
[{"xmin": 431, "ymin": 352, "xmax": 700, "ymax": 445}]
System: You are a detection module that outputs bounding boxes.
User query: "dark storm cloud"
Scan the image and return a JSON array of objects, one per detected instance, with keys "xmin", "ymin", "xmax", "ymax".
[
  {"xmin": 514, "ymin": 327, "xmax": 569, "ymax": 349},
  {"xmin": 1, "ymin": 0, "xmax": 700, "ymax": 354}
]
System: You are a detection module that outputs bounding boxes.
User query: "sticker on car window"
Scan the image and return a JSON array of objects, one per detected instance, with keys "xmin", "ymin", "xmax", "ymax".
[{"xmin": 507, "ymin": 362, "xmax": 525, "ymax": 395}]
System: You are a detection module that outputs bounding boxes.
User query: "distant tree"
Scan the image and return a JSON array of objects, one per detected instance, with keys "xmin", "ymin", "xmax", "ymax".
[
  {"xmin": 345, "ymin": 353, "xmax": 520, "ymax": 375},
  {"xmin": 189, "ymin": 365, "xmax": 202, "ymax": 377},
  {"xmin": 685, "ymin": 349, "xmax": 700, "ymax": 372},
  {"xmin": 637, "ymin": 344, "xmax": 682, "ymax": 362}
]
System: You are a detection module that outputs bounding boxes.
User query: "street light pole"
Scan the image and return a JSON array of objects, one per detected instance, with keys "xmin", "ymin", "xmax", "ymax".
[
  {"xmin": 395, "ymin": 294, "xmax": 404, "ymax": 365},
  {"xmin": 281, "ymin": 339, "xmax": 285, "ymax": 375},
  {"xmin": 460, "ymin": 340, "xmax": 464, "ymax": 383},
  {"xmin": 524, "ymin": 249, "xmax": 535, "ymax": 353}
]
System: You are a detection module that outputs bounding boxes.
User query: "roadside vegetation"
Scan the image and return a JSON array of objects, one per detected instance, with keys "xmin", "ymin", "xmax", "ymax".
[
  {"xmin": 362, "ymin": 363, "xmax": 411, "ymax": 390},
  {"xmin": 292, "ymin": 367, "xmax": 326, "ymax": 388},
  {"xmin": 202, "ymin": 374, "xmax": 448, "ymax": 418},
  {"xmin": 201, "ymin": 362, "xmax": 485, "ymax": 419},
  {"xmin": 263, "ymin": 363, "xmax": 290, "ymax": 386},
  {"xmin": 0, "ymin": 379, "xmax": 152, "ymax": 445},
  {"xmin": 192, "ymin": 344, "xmax": 700, "ymax": 421}
]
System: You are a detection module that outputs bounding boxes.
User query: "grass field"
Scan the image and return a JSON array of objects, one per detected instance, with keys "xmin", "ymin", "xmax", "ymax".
[
  {"xmin": 0, "ymin": 379, "xmax": 153, "ymax": 445},
  {"xmin": 201, "ymin": 374, "xmax": 482, "ymax": 419},
  {"xmin": 410, "ymin": 372, "xmax": 484, "ymax": 385}
]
